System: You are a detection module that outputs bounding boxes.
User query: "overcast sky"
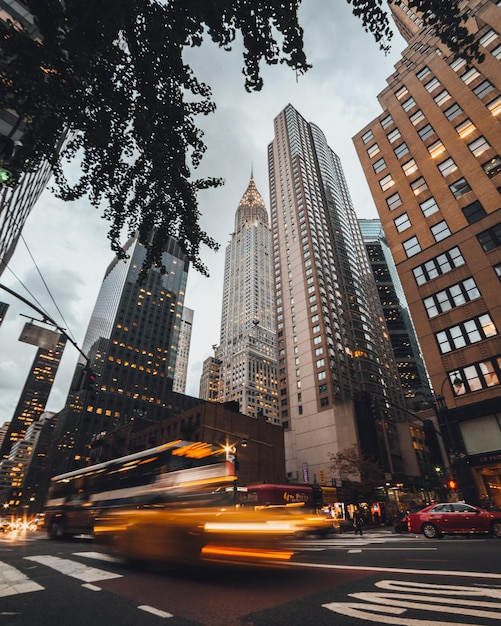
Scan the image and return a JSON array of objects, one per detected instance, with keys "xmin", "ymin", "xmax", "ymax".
[{"xmin": 0, "ymin": 1, "xmax": 406, "ymax": 422}]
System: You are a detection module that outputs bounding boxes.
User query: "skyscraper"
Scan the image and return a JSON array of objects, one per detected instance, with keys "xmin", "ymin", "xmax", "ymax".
[
  {"xmin": 353, "ymin": 0, "xmax": 501, "ymax": 504},
  {"xmin": 359, "ymin": 218, "xmax": 431, "ymax": 403},
  {"xmin": 0, "ymin": 333, "xmax": 66, "ymax": 460},
  {"xmin": 201, "ymin": 176, "xmax": 278, "ymax": 422},
  {"xmin": 173, "ymin": 306, "xmax": 193, "ymax": 394},
  {"xmin": 52, "ymin": 234, "xmax": 197, "ymax": 473},
  {"xmin": 269, "ymin": 104, "xmax": 407, "ymax": 485}
]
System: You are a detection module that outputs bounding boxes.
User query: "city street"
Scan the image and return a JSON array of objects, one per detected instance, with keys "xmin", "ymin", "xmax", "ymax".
[{"xmin": 2, "ymin": 527, "xmax": 501, "ymax": 625}]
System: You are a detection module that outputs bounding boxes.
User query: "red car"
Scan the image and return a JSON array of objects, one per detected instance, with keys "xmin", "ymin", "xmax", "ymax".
[{"xmin": 408, "ymin": 502, "xmax": 501, "ymax": 539}]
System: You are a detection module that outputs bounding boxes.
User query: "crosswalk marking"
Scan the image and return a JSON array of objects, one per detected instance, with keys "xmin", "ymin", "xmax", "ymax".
[
  {"xmin": 0, "ymin": 561, "xmax": 44, "ymax": 597},
  {"xmin": 73, "ymin": 551, "xmax": 121, "ymax": 563},
  {"xmin": 25, "ymin": 555, "xmax": 122, "ymax": 582},
  {"xmin": 139, "ymin": 605, "xmax": 173, "ymax": 619}
]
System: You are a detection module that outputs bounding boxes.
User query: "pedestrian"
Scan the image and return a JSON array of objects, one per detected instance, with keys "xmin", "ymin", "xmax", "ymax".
[{"xmin": 353, "ymin": 508, "xmax": 364, "ymax": 536}]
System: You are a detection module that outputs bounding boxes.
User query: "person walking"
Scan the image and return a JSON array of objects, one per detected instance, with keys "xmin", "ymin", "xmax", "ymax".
[{"xmin": 353, "ymin": 508, "xmax": 365, "ymax": 536}]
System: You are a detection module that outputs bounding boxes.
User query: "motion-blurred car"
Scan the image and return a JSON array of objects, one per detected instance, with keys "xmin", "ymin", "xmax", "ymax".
[
  {"xmin": 407, "ymin": 502, "xmax": 501, "ymax": 539},
  {"xmin": 394, "ymin": 504, "xmax": 428, "ymax": 533},
  {"xmin": 94, "ymin": 504, "xmax": 334, "ymax": 566}
]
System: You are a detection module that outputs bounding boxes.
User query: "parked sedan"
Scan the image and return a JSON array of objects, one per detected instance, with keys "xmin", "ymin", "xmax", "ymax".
[{"xmin": 408, "ymin": 502, "xmax": 501, "ymax": 539}]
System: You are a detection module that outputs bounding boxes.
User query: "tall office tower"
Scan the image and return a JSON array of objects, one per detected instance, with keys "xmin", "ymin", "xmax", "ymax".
[
  {"xmin": 202, "ymin": 175, "xmax": 278, "ymax": 422},
  {"xmin": 0, "ymin": 3, "xmax": 54, "ymax": 276},
  {"xmin": 269, "ymin": 104, "xmax": 408, "ymax": 485},
  {"xmin": 199, "ymin": 355, "xmax": 222, "ymax": 402},
  {"xmin": 353, "ymin": 0, "xmax": 501, "ymax": 504},
  {"xmin": 0, "ymin": 334, "xmax": 67, "ymax": 459},
  {"xmin": 52, "ymin": 234, "xmax": 196, "ymax": 473},
  {"xmin": 359, "ymin": 219, "xmax": 431, "ymax": 403},
  {"xmin": 173, "ymin": 306, "xmax": 193, "ymax": 393}
]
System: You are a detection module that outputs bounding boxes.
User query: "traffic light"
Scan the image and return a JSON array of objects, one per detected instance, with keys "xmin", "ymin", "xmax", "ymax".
[
  {"xmin": 0, "ymin": 135, "xmax": 18, "ymax": 187},
  {"xmin": 79, "ymin": 366, "xmax": 96, "ymax": 391},
  {"xmin": 448, "ymin": 479, "xmax": 457, "ymax": 490}
]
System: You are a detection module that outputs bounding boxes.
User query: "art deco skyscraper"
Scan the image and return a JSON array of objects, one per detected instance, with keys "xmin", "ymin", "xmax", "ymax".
[
  {"xmin": 201, "ymin": 176, "xmax": 278, "ymax": 422},
  {"xmin": 353, "ymin": 0, "xmax": 500, "ymax": 503},
  {"xmin": 269, "ymin": 104, "xmax": 407, "ymax": 485}
]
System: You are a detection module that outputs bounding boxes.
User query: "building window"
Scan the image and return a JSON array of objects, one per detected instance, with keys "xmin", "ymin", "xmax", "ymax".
[
  {"xmin": 468, "ymin": 136, "xmax": 491, "ymax": 157},
  {"xmin": 395, "ymin": 85, "xmax": 409, "ymax": 100},
  {"xmin": 416, "ymin": 66, "xmax": 431, "ymax": 80},
  {"xmin": 320, "ymin": 397, "xmax": 330, "ymax": 407},
  {"xmin": 456, "ymin": 119, "xmax": 476, "ymax": 138},
  {"xmin": 437, "ymin": 157, "xmax": 457, "ymax": 177},
  {"xmin": 479, "ymin": 29, "xmax": 498, "ymax": 47},
  {"xmin": 403, "ymin": 236, "xmax": 421, "ymax": 258},
  {"xmin": 379, "ymin": 174, "xmax": 395, "ymax": 191},
  {"xmin": 402, "ymin": 96, "xmax": 417, "ymax": 112},
  {"xmin": 462, "ymin": 200, "xmax": 486, "ymax": 224},
  {"xmin": 317, "ymin": 371, "xmax": 326, "ymax": 381},
  {"xmin": 492, "ymin": 43, "xmax": 501, "ymax": 60},
  {"xmin": 420, "ymin": 197, "xmax": 439, "ymax": 217},
  {"xmin": 418, "ymin": 124, "xmax": 435, "ymax": 140},
  {"xmin": 449, "ymin": 177, "xmax": 472, "ymax": 199},
  {"xmin": 494, "ymin": 263, "xmax": 501, "ymax": 282},
  {"xmin": 434, "ymin": 89, "xmax": 451, "ymax": 106},
  {"xmin": 424, "ymin": 76, "xmax": 441, "ymax": 92},
  {"xmin": 477, "ymin": 223, "xmax": 501, "ymax": 252},
  {"xmin": 393, "ymin": 142, "xmax": 409, "ymax": 159},
  {"xmin": 423, "ymin": 277, "xmax": 480, "ymax": 317},
  {"xmin": 444, "ymin": 102, "xmax": 463, "ymax": 121},
  {"xmin": 482, "ymin": 155, "xmax": 501, "ymax": 178},
  {"xmin": 387, "ymin": 128, "xmax": 401, "ymax": 144},
  {"xmin": 411, "ymin": 176, "xmax": 428, "ymax": 195},
  {"xmin": 410, "ymin": 109, "xmax": 425, "ymax": 125},
  {"xmin": 435, "ymin": 314, "xmax": 497, "ymax": 354},
  {"xmin": 367, "ymin": 143, "xmax": 380, "ymax": 158},
  {"xmin": 402, "ymin": 159, "xmax": 418, "ymax": 176},
  {"xmin": 473, "ymin": 80, "xmax": 495, "ymax": 99},
  {"xmin": 381, "ymin": 114, "xmax": 393, "ymax": 129},
  {"xmin": 461, "ymin": 67, "xmax": 480, "ymax": 84},
  {"xmin": 412, "ymin": 246, "xmax": 465, "ymax": 285},
  {"xmin": 386, "ymin": 192, "xmax": 403, "ymax": 211},
  {"xmin": 452, "ymin": 359, "xmax": 501, "ymax": 396},
  {"xmin": 373, "ymin": 157, "xmax": 387, "ymax": 173},
  {"xmin": 487, "ymin": 95, "xmax": 501, "ymax": 117},
  {"xmin": 362, "ymin": 129, "xmax": 374, "ymax": 144},
  {"xmin": 428, "ymin": 140, "xmax": 446, "ymax": 159},
  {"xmin": 449, "ymin": 57, "xmax": 466, "ymax": 72},
  {"xmin": 394, "ymin": 213, "xmax": 411, "ymax": 232},
  {"xmin": 431, "ymin": 220, "xmax": 451, "ymax": 242}
]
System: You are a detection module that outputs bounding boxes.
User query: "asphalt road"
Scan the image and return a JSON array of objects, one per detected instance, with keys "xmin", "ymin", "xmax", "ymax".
[{"xmin": 2, "ymin": 527, "xmax": 501, "ymax": 625}]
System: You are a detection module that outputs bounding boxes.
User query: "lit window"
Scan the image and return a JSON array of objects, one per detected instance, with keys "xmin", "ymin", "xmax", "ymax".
[
  {"xmin": 468, "ymin": 136, "xmax": 491, "ymax": 157},
  {"xmin": 482, "ymin": 155, "xmax": 501, "ymax": 178},
  {"xmin": 411, "ymin": 177, "xmax": 428, "ymax": 195},
  {"xmin": 487, "ymin": 95, "xmax": 501, "ymax": 116},
  {"xmin": 438, "ymin": 157, "xmax": 457, "ymax": 177},
  {"xmin": 395, "ymin": 85, "xmax": 409, "ymax": 100},
  {"xmin": 379, "ymin": 174, "xmax": 395, "ymax": 191},
  {"xmin": 428, "ymin": 140, "xmax": 446, "ymax": 159},
  {"xmin": 410, "ymin": 110, "xmax": 425, "ymax": 125},
  {"xmin": 455, "ymin": 119, "xmax": 476, "ymax": 138},
  {"xmin": 461, "ymin": 67, "xmax": 480, "ymax": 84},
  {"xmin": 402, "ymin": 159, "xmax": 419, "ymax": 176},
  {"xmin": 367, "ymin": 143, "xmax": 380, "ymax": 158}
]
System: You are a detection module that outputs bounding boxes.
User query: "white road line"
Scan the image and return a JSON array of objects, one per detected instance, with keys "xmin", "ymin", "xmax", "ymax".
[
  {"xmin": 138, "ymin": 605, "xmax": 173, "ymax": 618},
  {"xmin": 73, "ymin": 551, "xmax": 121, "ymax": 563},
  {"xmin": 289, "ymin": 560, "xmax": 501, "ymax": 579},
  {"xmin": 0, "ymin": 561, "xmax": 44, "ymax": 597},
  {"xmin": 82, "ymin": 583, "xmax": 102, "ymax": 591},
  {"xmin": 25, "ymin": 555, "xmax": 122, "ymax": 582}
]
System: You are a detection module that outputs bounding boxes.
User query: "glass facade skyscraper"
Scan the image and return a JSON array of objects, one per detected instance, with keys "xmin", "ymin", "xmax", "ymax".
[{"xmin": 53, "ymin": 234, "xmax": 193, "ymax": 473}]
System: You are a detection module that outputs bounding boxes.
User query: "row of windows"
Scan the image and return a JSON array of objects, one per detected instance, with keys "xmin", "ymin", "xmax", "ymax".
[
  {"xmin": 450, "ymin": 355, "xmax": 501, "ymax": 397},
  {"xmin": 435, "ymin": 314, "xmax": 497, "ymax": 354},
  {"xmin": 396, "ymin": 198, "xmax": 487, "ymax": 237}
]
